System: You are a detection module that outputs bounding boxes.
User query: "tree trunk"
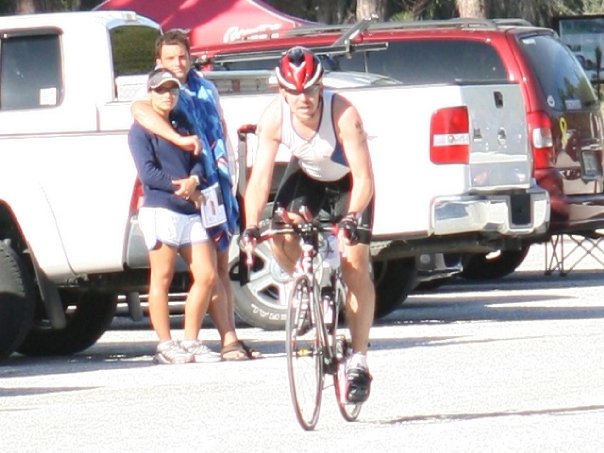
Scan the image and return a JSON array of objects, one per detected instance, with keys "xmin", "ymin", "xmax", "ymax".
[
  {"xmin": 356, "ymin": 0, "xmax": 387, "ymax": 21},
  {"xmin": 16, "ymin": 0, "xmax": 36, "ymax": 13},
  {"xmin": 412, "ymin": 0, "xmax": 433, "ymax": 19},
  {"xmin": 315, "ymin": 0, "xmax": 350, "ymax": 24},
  {"xmin": 456, "ymin": 0, "xmax": 489, "ymax": 18}
]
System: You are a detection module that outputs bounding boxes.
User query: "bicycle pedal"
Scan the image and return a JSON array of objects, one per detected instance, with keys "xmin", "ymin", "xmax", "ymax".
[{"xmin": 335, "ymin": 335, "xmax": 348, "ymax": 360}]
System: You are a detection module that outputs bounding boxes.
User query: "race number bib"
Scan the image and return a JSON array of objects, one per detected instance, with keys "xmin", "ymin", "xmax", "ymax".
[{"xmin": 200, "ymin": 183, "xmax": 227, "ymax": 228}]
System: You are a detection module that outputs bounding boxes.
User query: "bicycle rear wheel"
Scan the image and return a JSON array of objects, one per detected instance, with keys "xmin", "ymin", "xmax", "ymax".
[
  {"xmin": 286, "ymin": 275, "xmax": 324, "ymax": 430},
  {"xmin": 332, "ymin": 283, "xmax": 362, "ymax": 421}
]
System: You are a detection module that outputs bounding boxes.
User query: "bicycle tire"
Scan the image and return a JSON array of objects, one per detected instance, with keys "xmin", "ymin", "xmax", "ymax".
[
  {"xmin": 332, "ymin": 278, "xmax": 362, "ymax": 421},
  {"xmin": 286, "ymin": 274, "xmax": 324, "ymax": 430}
]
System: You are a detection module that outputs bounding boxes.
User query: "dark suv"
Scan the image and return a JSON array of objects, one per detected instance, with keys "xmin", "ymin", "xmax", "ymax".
[{"xmin": 196, "ymin": 18, "xmax": 604, "ymax": 279}]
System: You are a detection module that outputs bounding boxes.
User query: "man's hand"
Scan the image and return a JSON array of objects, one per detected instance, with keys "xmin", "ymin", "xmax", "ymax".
[
  {"xmin": 240, "ymin": 226, "xmax": 260, "ymax": 265},
  {"xmin": 338, "ymin": 212, "xmax": 360, "ymax": 246},
  {"xmin": 172, "ymin": 176, "xmax": 199, "ymax": 200},
  {"xmin": 189, "ymin": 190, "xmax": 205, "ymax": 209},
  {"xmin": 175, "ymin": 135, "xmax": 202, "ymax": 156},
  {"xmin": 240, "ymin": 226, "xmax": 260, "ymax": 248}
]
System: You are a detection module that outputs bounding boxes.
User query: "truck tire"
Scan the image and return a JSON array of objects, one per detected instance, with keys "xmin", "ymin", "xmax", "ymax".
[
  {"xmin": 372, "ymin": 257, "xmax": 416, "ymax": 318},
  {"xmin": 231, "ymin": 249, "xmax": 416, "ymax": 329},
  {"xmin": 17, "ymin": 291, "xmax": 117, "ymax": 356},
  {"xmin": 0, "ymin": 241, "xmax": 35, "ymax": 360},
  {"xmin": 231, "ymin": 241, "xmax": 288, "ymax": 331},
  {"xmin": 461, "ymin": 246, "xmax": 531, "ymax": 280}
]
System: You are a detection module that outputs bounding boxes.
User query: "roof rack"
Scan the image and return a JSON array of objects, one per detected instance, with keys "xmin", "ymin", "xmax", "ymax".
[
  {"xmin": 331, "ymin": 14, "xmax": 378, "ymax": 47},
  {"xmin": 284, "ymin": 17, "xmax": 536, "ymax": 39},
  {"xmin": 195, "ymin": 17, "xmax": 537, "ymax": 66},
  {"xmin": 196, "ymin": 42, "xmax": 388, "ymax": 67},
  {"xmin": 491, "ymin": 18, "xmax": 534, "ymax": 27}
]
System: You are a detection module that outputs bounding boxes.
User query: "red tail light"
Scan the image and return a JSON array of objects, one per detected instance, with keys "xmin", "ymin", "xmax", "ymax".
[
  {"xmin": 527, "ymin": 111, "xmax": 554, "ymax": 169},
  {"xmin": 129, "ymin": 177, "xmax": 144, "ymax": 214},
  {"xmin": 430, "ymin": 106, "xmax": 470, "ymax": 164}
]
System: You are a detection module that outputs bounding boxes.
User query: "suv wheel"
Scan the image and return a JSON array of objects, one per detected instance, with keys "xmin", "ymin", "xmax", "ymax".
[{"xmin": 461, "ymin": 246, "xmax": 531, "ymax": 280}]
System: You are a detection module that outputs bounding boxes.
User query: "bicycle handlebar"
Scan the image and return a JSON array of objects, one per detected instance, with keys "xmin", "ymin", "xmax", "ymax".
[{"xmin": 242, "ymin": 216, "xmax": 339, "ymax": 267}]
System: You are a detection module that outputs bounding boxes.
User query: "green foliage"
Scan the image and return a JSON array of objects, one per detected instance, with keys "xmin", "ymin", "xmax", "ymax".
[
  {"xmin": 582, "ymin": 0, "xmax": 604, "ymax": 14},
  {"xmin": 0, "ymin": 0, "xmax": 13, "ymax": 14},
  {"xmin": 266, "ymin": 0, "xmax": 604, "ymax": 25},
  {"xmin": 2, "ymin": 0, "xmax": 604, "ymax": 24}
]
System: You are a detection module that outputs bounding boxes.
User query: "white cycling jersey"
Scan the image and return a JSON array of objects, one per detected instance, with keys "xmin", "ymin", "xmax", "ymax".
[{"xmin": 280, "ymin": 90, "xmax": 350, "ymax": 182}]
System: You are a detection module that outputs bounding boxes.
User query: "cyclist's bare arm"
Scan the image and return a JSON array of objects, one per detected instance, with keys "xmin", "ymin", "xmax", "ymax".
[
  {"xmin": 333, "ymin": 94, "xmax": 374, "ymax": 215},
  {"xmin": 131, "ymin": 99, "xmax": 201, "ymax": 155},
  {"xmin": 244, "ymin": 98, "xmax": 282, "ymax": 227}
]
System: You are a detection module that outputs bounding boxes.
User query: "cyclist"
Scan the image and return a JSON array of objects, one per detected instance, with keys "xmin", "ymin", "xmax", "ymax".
[{"xmin": 241, "ymin": 46, "xmax": 375, "ymax": 403}]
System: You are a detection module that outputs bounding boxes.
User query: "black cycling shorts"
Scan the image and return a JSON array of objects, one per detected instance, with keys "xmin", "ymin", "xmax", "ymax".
[{"xmin": 272, "ymin": 159, "xmax": 374, "ymax": 244}]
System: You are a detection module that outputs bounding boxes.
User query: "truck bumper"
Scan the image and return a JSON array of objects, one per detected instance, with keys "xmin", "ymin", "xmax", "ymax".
[{"xmin": 432, "ymin": 186, "xmax": 549, "ymax": 236}]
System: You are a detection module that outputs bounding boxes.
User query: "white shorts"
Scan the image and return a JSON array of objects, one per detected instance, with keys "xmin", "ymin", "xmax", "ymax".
[{"xmin": 138, "ymin": 207, "xmax": 209, "ymax": 251}]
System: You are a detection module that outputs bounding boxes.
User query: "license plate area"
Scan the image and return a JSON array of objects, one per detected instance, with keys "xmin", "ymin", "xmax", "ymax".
[
  {"xmin": 510, "ymin": 193, "xmax": 531, "ymax": 226},
  {"xmin": 580, "ymin": 150, "xmax": 603, "ymax": 181}
]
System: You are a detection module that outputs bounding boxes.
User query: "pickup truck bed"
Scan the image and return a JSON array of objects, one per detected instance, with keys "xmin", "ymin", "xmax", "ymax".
[{"xmin": 205, "ymin": 70, "xmax": 549, "ymax": 329}]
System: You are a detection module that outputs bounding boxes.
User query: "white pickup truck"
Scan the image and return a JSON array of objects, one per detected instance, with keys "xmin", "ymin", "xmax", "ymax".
[
  {"xmin": 212, "ymin": 68, "xmax": 551, "ymax": 329},
  {"xmin": 0, "ymin": 11, "xmax": 548, "ymax": 359}
]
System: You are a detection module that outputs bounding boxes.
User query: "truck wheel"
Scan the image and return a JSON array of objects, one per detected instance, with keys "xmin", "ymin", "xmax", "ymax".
[
  {"xmin": 231, "ymin": 241, "xmax": 288, "ymax": 331},
  {"xmin": 231, "ymin": 249, "xmax": 416, "ymax": 329},
  {"xmin": 372, "ymin": 257, "xmax": 416, "ymax": 319},
  {"xmin": 461, "ymin": 246, "xmax": 531, "ymax": 280},
  {"xmin": 414, "ymin": 277, "xmax": 449, "ymax": 292},
  {"xmin": 0, "ymin": 241, "xmax": 35, "ymax": 360},
  {"xmin": 17, "ymin": 291, "xmax": 117, "ymax": 356}
]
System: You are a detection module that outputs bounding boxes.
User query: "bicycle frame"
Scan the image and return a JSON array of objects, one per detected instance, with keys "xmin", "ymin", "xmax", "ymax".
[{"xmin": 244, "ymin": 209, "xmax": 361, "ymax": 430}]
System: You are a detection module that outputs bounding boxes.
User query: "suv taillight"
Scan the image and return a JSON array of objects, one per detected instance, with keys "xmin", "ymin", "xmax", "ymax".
[
  {"xmin": 527, "ymin": 111, "xmax": 554, "ymax": 169},
  {"xmin": 129, "ymin": 177, "xmax": 144, "ymax": 214},
  {"xmin": 430, "ymin": 106, "xmax": 470, "ymax": 164}
]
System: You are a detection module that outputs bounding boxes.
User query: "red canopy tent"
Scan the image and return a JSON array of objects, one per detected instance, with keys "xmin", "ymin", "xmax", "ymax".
[{"xmin": 94, "ymin": 0, "xmax": 313, "ymax": 51}]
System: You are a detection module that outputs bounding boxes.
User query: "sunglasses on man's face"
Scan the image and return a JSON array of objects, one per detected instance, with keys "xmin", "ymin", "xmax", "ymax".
[
  {"xmin": 283, "ymin": 85, "xmax": 320, "ymax": 97},
  {"xmin": 153, "ymin": 86, "xmax": 179, "ymax": 95}
]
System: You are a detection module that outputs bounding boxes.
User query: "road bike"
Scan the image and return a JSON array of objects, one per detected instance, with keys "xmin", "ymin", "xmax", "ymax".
[{"xmin": 244, "ymin": 208, "xmax": 362, "ymax": 430}]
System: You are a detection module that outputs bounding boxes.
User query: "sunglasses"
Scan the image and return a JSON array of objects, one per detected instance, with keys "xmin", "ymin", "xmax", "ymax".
[
  {"xmin": 283, "ymin": 85, "xmax": 320, "ymax": 96},
  {"xmin": 152, "ymin": 86, "xmax": 179, "ymax": 95}
]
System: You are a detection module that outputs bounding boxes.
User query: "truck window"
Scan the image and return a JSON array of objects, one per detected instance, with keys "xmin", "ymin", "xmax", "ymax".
[
  {"xmin": 0, "ymin": 34, "xmax": 62, "ymax": 110},
  {"xmin": 110, "ymin": 25, "xmax": 159, "ymax": 77},
  {"xmin": 518, "ymin": 34, "xmax": 597, "ymax": 110},
  {"xmin": 110, "ymin": 25, "xmax": 160, "ymax": 101},
  {"xmin": 335, "ymin": 40, "xmax": 508, "ymax": 84}
]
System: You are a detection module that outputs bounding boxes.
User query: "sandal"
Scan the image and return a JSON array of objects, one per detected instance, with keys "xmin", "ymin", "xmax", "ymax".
[
  {"xmin": 238, "ymin": 340, "xmax": 262, "ymax": 359},
  {"xmin": 221, "ymin": 342, "xmax": 249, "ymax": 361}
]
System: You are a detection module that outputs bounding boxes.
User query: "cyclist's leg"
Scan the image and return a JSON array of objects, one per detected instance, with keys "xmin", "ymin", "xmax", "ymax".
[
  {"xmin": 340, "ymin": 242, "xmax": 374, "ymax": 403},
  {"xmin": 336, "ymin": 189, "xmax": 375, "ymax": 403},
  {"xmin": 332, "ymin": 180, "xmax": 375, "ymax": 354},
  {"xmin": 341, "ymin": 243, "xmax": 375, "ymax": 354}
]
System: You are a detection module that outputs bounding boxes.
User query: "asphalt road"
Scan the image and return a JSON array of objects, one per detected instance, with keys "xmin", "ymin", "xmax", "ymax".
[{"xmin": 1, "ymin": 244, "xmax": 604, "ymax": 452}]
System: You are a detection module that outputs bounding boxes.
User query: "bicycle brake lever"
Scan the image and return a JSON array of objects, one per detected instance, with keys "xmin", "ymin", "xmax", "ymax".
[
  {"xmin": 299, "ymin": 205, "xmax": 313, "ymax": 222},
  {"xmin": 244, "ymin": 243, "xmax": 255, "ymax": 267}
]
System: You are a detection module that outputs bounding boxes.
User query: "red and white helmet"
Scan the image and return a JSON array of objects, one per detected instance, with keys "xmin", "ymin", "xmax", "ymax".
[{"xmin": 275, "ymin": 46, "xmax": 323, "ymax": 92}]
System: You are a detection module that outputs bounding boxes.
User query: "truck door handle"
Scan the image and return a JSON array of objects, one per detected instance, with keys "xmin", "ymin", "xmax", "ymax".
[
  {"xmin": 494, "ymin": 91, "xmax": 503, "ymax": 108},
  {"xmin": 498, "ymin": 128, "xmax": 507, "ymax": 145}
]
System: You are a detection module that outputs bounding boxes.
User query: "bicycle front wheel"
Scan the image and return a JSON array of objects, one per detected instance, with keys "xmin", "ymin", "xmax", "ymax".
[{"xmin": 286, "ymin": 274, "xmax": 324, "ymax": 430}]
